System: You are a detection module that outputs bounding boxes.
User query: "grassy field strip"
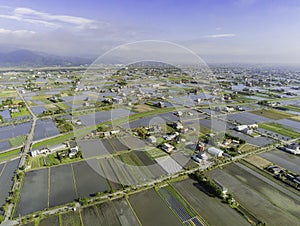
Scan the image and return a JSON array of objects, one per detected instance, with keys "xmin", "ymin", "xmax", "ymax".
[
  {"xmin": 32, "ymin": 132, "xmax": 74, "ymax": 149},
  {"xmin": 251, "ymin": 109, "xmax": 294, "ymax": 120},
  {"xmin": 259, "ymin": 122, "xmax": 300, "ymax": 138},
  {"xmin": 119, "ymin": 154, "xmax": 144, "ymax": 185},
  {"xmin": 107, "ymin": 158, "xmax": 126, "ymax": 188},
  {"xmin": 60, "ymin": 211, "xmax": 83, "ymax": 226},
  {"xmin": 107, "ymin": 139, "xmax": 117, "ymax": 153},
  {"xmin": 8, "ymin": 135, "xmax": 27, "ymax": 147},
  {"xmin": 132, "ymin": 152, "xmax": 156, "ymax": 181},
  {"xmin": 127, "ymin": 152, "xmax": 154, "ymax": 181},
  {"xmin": 118, "ymin": 155, "xmax": 141, "ymax": 185},
  {"xmin": 11, "ymin": 107, "xmax": 31, "ymax": 118},
  {"xmin": 29, "ymin": 156, "xmax": 42, "ymax": 169},
  {"xmin": 98, "ymin": 159, "xmax": 121, "ymax": 192},
  {"xmin": 117, "ymin": 157, "xmax": 137, "ymax": 186},
  {"xmin": 238, "ymin": 143, "xmax": 257, "ymax": 153},
  {"xmin": 0, "ymin": 148, "xmax": 21, "ymax": 163},
  {"xmin": 58, "ymin": 214, "xmax": 62, "ymax": 226},
  {"xmin": 79, "ymin": 212, "xmax": 84, "ymax": 226},
  {"xmin": 56, "ymin": 102, "xmax": 71, "ymax": 110},
  {"xmin": 110, "ymin": 157, "xmax": 134, "ymax": 186},
  {"xmin": 125, "ymin": 197, "xmax": 142, "ymax": 226},
  {"xmin": 70, "ymin": 164, "xmax": 79, "ymax": 198},
  {"xmin": 285, "ymin": 105, "xmax": 300, "ymax": 113}
]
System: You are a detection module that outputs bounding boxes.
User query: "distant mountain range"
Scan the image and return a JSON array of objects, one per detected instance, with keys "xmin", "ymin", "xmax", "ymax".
[{"xmin": 0, "ymin": 49, "xmax": 93, "ymax": 67}]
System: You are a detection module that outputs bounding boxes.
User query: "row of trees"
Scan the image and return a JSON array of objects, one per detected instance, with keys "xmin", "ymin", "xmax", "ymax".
[{"xmin": 194, "ymin": 171, "xmax": 223, "ymax": 198}]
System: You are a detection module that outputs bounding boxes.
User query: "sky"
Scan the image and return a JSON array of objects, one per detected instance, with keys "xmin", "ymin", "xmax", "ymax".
[{"xmin": 0, "ymin": 0, "xmax": 300, "ymax": 64}]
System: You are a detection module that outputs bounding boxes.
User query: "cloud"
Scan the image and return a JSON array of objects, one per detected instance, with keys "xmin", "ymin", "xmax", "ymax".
[
  {"xmin": 0, "ymin": 14, "xmax": 57, "ymax": 27},
  {"xmin": 14, "ymin": 7, "xmax": 105, "ymax": 29},
  {"xmin": 0, "ymin": 28, "xmax": 35, "ymax": 36},
  {"xmin": 203, "ymin": 33, "xmax": 236, "ymax": 38},
  {"xmin": 0, "ymin": 7, "xmax": 109, "ymax": 30}
]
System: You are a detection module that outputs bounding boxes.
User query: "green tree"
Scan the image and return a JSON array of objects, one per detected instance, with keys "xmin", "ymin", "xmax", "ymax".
[
  {"xmin": 136, "ymin": 127, "xmax": 147, "ymax": 139},
  {"xmin": 79, "ymin": 197, "xmax": 88, "ymax": 206}
]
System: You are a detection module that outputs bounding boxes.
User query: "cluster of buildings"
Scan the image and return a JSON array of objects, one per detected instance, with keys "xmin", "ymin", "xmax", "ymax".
[
  {"xmin": 30, "ymin": 141, "xmax": 79, "ymax": 158},
  {"xmin": 92, "ymin": 129, "xmax": 121, "ymax": 138},
  {"xmin": 235, "ymin": 124, "xmax": 258, "ymax": 135},
  {"xmin": 191, "ymin": 142, "xmax": 224, "ymax": 163},
  {"xmin": 140, "ymin": 122, "xmax": 189, "ymax": 154},
  {"xmin": 268, "ymin": 165, "xmax": 300, "ymax": 189},
  {"xmin": 279, "ymin": 143, "xmax": 300, "ymax": 155}
]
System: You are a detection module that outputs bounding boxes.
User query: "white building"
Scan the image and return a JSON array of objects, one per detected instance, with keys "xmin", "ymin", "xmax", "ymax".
[
  {"xmin": 48, "ymin": 143, "xmax": 67, "ymax": 153},
  {"xmin": 192, "ymin": 155, "xmax": 201, "ymax": 163},
  {"xmin": 235, "ymin": 124, "xmax": 258, "ymax": 135},
  {"xmin": 224, "ymin": 106, "xmax": 235, "ymax": 112},
  {"xmin": 161, "ymin": 143, "xmax": 175, "ymax": 153},
  {"xmin": 284, "ymin": 143, "xmax": 300, "ymax": 155},
  {"xmin": 197, "ymin": 152, "xmax": 208, "ymax": 160},
  {"xmin": 248, "ymin": 124, "xmax": 258, "ymax": 129},
  {"xmin": 69, "ymin": 147, "xmax": 79, "ymax": 157},
  {"xmin": 175, "ymin": 111, "xmax": 183, "ymax": 116},
  {"xmin": 30, "ymin": 148, "xmax": 49, "ymax": 157},
  {"xmin": 207, "ymin": 147, "xmax": 223, "ymax": 157},
  {"xmin": 235, "ymin": 125, "xmax": 248, "ymax": 131}
]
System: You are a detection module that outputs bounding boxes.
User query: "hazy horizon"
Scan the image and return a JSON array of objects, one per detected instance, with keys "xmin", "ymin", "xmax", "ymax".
[{"xmin": 0, "ymin": 0, "xmax": 300, "ymax": 65}]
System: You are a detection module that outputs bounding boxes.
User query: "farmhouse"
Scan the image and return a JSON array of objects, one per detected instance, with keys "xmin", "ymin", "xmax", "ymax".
[
  {"xmin": 192, "ymin": 155, "xmax": 201, "ymax": 163},
  {"xmin": 235, "ymin": 125, "xmax": 248, "ymax": 131},
  {"xmin": 156, "ymin": 101, "xmax": 165, "ymax": 108},
  {"xmin": 285, "ymin": 143, "xmax": 300, "ymax": 155},
  {"xmin": 161, "ymin": 143, "xmax": 175, "ymax": 153},
  {"xmin": 48, "ymin": 143, "xmax": 68, "ymax": 153},
  {"xmin": 197, "ymin": 152, "xmax": 208, "ymax": 160},
  {"xmin": 235, "ymin": 124, "xmax": 258, "ymax": 131},
  {"xmin": 69, "ymin": 141, "xmax": 79, "ymax": 157},
  {"xmin": 147, "ymin": 136, "xmax": 157, "ymax": 144},
  {"xmin": 163, "ymin": 132, "xmax": 179, "ymax": 141},
  {"xmin": 147, "ymin": 125, "xmax": 161, "ymax": 134},
  {"xmin": 207, "ymin": 147, "xmax": 223, "ymax": 157},
  {"xmin": 30, "ymin": 143, "xmax": 67, "ymax": 157},
  {"xmin": 235, "ymin": 124, "xmax": 258, "ymax": 135},
  {"xmin": 9, "ymin": 107, "xmax": 20, "ymax": 113},
  {"xmin": 172, "ymin": 121, "xmax": 183, "ymax": 130},
  {"xmin": 30, "ymin": 148, "xmax": 48, "ymax": 157},
  {"xmin": 224, "ymin": 106, "xmax": 235, "ymax": 112},
  {"xmin": 174, "ymin": 111, "xmax": 183, "ymax": 116}
]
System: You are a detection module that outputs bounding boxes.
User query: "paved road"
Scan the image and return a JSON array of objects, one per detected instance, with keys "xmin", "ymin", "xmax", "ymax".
[
  {"xmin": 4, "ymin": 89, "xmax": 38, "ymax": 221},
  {"xmin": 16, "ymin": 89, "xmax": 37, "ymax": 154}
]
